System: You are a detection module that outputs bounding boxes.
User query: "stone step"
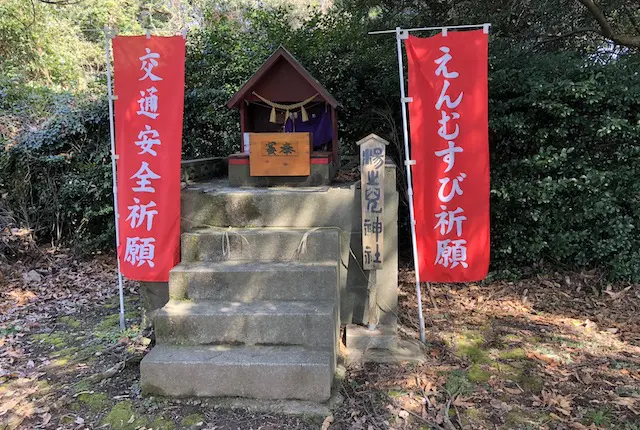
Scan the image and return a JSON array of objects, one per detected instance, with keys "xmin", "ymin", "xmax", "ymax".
[
  {"xmin": 140, "ymin": 345, "xmax": 332, "ymax": 401},
  {"xmin": 180, "ymin": 167, "xmax": 398, "ymax": 231},
  {"xmin": 181, "ymin": 227, "xmax": 340, "ymax": 263},
  {"xmin": 169, "ymin": 261, "xmax": 338, "ymax": 301},
  {"xmin": 155, "ymin": 300, "xmax": 336, "ymax": 350}
]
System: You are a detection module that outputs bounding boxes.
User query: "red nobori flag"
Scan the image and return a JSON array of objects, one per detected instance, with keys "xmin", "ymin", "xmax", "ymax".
[
  {"xmin": 406, "ymin": 30, "xmax": 490, "ymax": 283},
  {"xmin": 113, "ymin": 36, "xmax": 185, "ymax": 281}
]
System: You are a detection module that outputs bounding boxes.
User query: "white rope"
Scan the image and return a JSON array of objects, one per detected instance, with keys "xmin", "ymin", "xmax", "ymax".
[
  {"xmin": 291, "ymin": 227, "xmax": 320, "ymax": 260},
  {"xmin": 221, "ymin": 230, "xmax": 231, "ymax": 259},
  {"xmin": 220, "ymin": 229, "xmax": 252, "ymax": 260},
  {"xmin": 236, "ymin": 231, "xmax": 252, "ymax": 258}
]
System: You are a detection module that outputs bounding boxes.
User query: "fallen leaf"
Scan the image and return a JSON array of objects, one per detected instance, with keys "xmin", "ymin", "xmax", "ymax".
[
  {"xmin": 534, "ymin": 390, "xmax": 573, "ymax": 416},
  {"xmin": 549, "ymin": 412, "xmax": 567, "ymax": 422},
  {"xmin": 490, "ymin": 399, "xmax": 512, "ymax": 412},
  {"xmin": 612, "ymin": 396, "xmax": 639, "ymax": 414},
  {"xmin": 321, "ymin": 413, "xmax": 334, "ymax": 430},
  {"xmin": 528, "ymin": 351, "xmax": 560, "ymax": 365},
  {"xmin": 605, "ymin": 285, "xmax": 632, "ymax": 301},
  {"xmin": 421, "ymin": 380, "xmax": 436, "ymax": 395},
  {"xmin": 568, "ymin": 422, "xmax": 590, "ymax": 429},
  {"xmin": 453, "ymin": 396, "xmax": 474, "ymax": 408}
]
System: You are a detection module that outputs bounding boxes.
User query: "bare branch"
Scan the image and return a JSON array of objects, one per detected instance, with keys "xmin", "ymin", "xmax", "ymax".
[
  {"xmin": 576, "ymin": 0, "xmax": 640, "ymax": 48},
  {"xmin": 28, "ymin": 0, "xmax": 37, "ymax": 29},
  {"xmin": 577, "ymin": 0, "xmax": 614, "ymax": 37},
  {"xmin": 539, "ymin": 27, "xmax": 602, "ymax": 43}
]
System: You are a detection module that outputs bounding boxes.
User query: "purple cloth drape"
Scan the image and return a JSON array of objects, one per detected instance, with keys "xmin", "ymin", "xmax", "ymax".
[{"xmin": 284, "ymin": 109, "xmax": 333, "ymax": 148}]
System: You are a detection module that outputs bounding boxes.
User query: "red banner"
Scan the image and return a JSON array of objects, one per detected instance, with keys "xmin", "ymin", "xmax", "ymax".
[
  {"xmin": 113, "ymin": 36, "xmax": 185, "ymax": 282},
  {"xmin": 406, "ymin": 30, "xmax": 490, "ymax": 283}
]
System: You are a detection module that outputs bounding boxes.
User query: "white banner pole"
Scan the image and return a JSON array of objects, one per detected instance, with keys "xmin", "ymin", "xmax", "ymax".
[
  {"xmin": 395, "ymin": 27, "xmax": 426, "ymax": 344},
  {"xmin": 369, "ymin": 23, "xmax": 490, "ymax": 35},
  {"xmin": 104, "ymin": 27, "xmax": 126, "ymax": 331}
]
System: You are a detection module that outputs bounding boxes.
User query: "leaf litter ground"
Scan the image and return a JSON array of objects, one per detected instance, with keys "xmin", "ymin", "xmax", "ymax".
[{"xmin": 1, "ymin": 252, "xmax": 639, "ymax": 429}]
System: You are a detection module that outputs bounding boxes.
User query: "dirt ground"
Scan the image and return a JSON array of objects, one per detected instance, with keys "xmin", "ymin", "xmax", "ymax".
[{"xmin": 1, "ymin": 251, "xmax": 639, "ymax": 429}]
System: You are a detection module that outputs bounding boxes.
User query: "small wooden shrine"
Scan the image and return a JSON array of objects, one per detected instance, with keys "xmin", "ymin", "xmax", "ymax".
[{"xmin": 226, "ymin": 47, "xmax": 341, "ymax": 186}]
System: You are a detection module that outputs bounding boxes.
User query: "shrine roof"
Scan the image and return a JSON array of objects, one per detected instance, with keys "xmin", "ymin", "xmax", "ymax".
[{"xmin": 226, "ymin": 46, "xmax": 341, "ymax": 109}]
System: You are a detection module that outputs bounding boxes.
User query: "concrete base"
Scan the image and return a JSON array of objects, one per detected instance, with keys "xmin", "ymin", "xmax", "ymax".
[
  {"xmin": 344, "ymin": 324, "xmax": 425, "ymax": 364},
  {"xmin": 181, "ymin": 227, "xmax": 341, "ymax": 263},
  {"xmin": 229, "ymin": 163, "xmax": 335, "ymax": 187},
  {"xmin": 168, "ymin": 261, "xmax": 338, "ymax": 301},
  {"xmin": 148, "ymin": 391, "xmax": 344, "ymax": 420},
  {"xmin": 139, "ymin": 282, "xmax": 170, "ymax": 328},
  {"xmin": 182, "ymin": 157, "xmax": 227, "ymax": 183},
  {"xmin": 142, "ymin": 225, "xmax": 340, "ymax": 402},
  {"xmin": 345, "ymin": 324, "xmax": 397, "ymax": 350},
  {"xmin": 344, "ymin": 338, "xmax": 427, "ymax": 364}
]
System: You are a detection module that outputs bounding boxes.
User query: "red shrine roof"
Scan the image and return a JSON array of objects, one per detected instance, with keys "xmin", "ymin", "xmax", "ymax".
[{"xmin": 226, "ymin": 46, "xmax": 341, "ymax": 109}]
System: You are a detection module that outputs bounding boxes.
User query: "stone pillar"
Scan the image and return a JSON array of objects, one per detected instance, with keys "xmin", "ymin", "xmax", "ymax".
[
  {"xmin": 340, "ymin": 160, "xmax": 398, "ymax": 328},
  {"xmin": 139, "ymin": 281, "xmax": 169, "ymax": 327}
]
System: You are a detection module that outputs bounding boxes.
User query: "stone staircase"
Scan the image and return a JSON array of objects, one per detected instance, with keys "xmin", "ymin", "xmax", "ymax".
[{"xmin": 140, "ymin": 227, "xmax": 340, "ymax": 402}]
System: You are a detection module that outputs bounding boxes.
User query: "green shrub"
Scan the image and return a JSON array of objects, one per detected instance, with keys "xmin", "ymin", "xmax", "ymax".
[
  {"xmin": 489, "ymin": 47, "xmax": 640, "ymax": 280},
  {"xmin": 0, "ymin": 99, "xmax": 114, "ymax": 251},
  {"xmin": 2, "ymin": 4, "xmax": 640, "ymax": 283}
]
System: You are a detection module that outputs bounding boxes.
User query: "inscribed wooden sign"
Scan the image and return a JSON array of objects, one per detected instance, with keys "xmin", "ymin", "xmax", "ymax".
[
  {"xmin": 357, "ymin": 134, "xmax": 388, "ymax": 270},
  {"xmin": 249, "ymin": 132, "xmax": 311, "ymax": 177}
]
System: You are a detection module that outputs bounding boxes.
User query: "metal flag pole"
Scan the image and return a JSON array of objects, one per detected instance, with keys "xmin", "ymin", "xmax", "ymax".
[
  {"xmin": 394, "ymin": 27, "xmax": 426, "ymax": 344},
  {"xmin": 369, "ymin": 23, "xmax": 491, "ymax": 35},
  {"xmin": 104, "ymin": 27, "xmax": 126, "ymax": 330}
]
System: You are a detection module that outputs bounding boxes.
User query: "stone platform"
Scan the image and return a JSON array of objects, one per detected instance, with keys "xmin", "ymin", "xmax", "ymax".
[
  {"xmin": 179, "ymin": 163, "xmax": 398, "ymax": 327},
  {"xmin": 140, "ymin": 161, "xmax": 400, "ymax": 401}
]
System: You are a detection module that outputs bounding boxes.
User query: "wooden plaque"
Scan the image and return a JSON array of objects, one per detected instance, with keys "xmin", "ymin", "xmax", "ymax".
[{"xmin": 249, "ymin": 132, "xmax": 311, "ymax": 177}]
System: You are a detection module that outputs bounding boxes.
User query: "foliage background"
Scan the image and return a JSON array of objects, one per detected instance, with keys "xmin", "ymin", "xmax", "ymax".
[{"xmin": 1, "ymin": 0, "xmax": 639, "ymax": 281}]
